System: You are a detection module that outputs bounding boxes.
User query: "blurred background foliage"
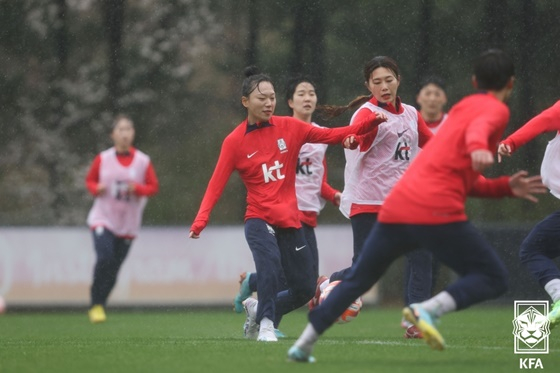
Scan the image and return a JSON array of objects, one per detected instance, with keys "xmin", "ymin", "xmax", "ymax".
[{"xmin": 1, "ymin": 0, "xmax": 559, "ymax": 227}]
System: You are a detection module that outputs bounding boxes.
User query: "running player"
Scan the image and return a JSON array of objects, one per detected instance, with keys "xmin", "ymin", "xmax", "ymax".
[
  {"xmin": 307, "ymin": 56, "xmax": 434, "ymax": 339},
  {"xmin": 288, "ymin": 49, "xmax": 546, "ymax": 362},
  {"xmin": 189, "ymin": 66, "xmax": 387, "ymax": 342},
  {"xmin": 232, "ymin": 76, "xmax": 341, "ymax": 338},
  {"xmin": 86, "ymin": 115, "xmax": 159, "ymax": 323},
  {"xmin": 498, "ymin": 99, "xmax": 560, "ymax": 328}
]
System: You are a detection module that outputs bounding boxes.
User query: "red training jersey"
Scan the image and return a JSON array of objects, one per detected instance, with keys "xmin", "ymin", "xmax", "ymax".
[
  {"xmin": 379, "ymin": 92, "xmax": 513, "ymax": 225},
  {"xmin": 190, "ymin": 114, "xmax": 380, "ymax": 235}
]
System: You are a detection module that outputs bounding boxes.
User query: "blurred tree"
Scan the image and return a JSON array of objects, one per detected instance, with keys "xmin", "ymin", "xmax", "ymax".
[{"xmin": 101, "ymin": 0, "xmax": 125, "ymax": 114}]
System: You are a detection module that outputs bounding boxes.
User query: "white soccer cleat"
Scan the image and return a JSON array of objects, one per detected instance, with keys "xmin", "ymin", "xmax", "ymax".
[{"xmin": 243, "ymin": 298, "xmax": 259, "ymax": 340}]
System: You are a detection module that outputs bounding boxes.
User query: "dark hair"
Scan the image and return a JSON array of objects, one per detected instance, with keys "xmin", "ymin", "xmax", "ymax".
[
  {"xmin": 285, "ymin": 75, "xmax": 317, "ymax": 108},
  {"xmin": 112, "ymin": 114, "xmax": 133, "ymax": 130},
  {"xmin": 319, "ymin": 56, "xmax": 400, "ymax": 119},
  {"xmin": 418, "ymin": 76, "xmax": 446, "ymax": 93},
  {"xmin": 242, "ymin": 66, "xmax": 273, "ymax": 97},
  {"xmin": 473, "ymin": 49, "xmax": 514, "ymax": 90}
]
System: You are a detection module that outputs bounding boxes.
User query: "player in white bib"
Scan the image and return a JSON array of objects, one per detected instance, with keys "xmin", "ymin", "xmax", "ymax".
[
  {"xmin": 85, "ymin": 115, "xmax": 159, "ymax": 323},
  {"xmin": 308, "ymin": 56, "xmax": 434, "ymax": 339},
  {"xmin": 233, "ymin": 76, "xmax": 342, "ymax": 337}
]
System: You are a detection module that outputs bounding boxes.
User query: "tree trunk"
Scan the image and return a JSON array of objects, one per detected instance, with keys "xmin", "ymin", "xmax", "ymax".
[{"xmin": 101, "ymin": 0, "xmax": 125, "ymax": 115}]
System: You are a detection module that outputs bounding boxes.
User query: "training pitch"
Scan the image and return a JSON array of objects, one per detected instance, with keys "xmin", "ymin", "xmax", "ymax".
[{"xmin": 0, "ymin": 306, "xmax": 557, "ymax": 372}]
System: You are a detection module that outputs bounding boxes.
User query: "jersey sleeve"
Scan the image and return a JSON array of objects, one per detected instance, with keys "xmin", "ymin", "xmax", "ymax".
[
  {"xmin": 320, "ymin": 158, "xmax": 340, "ymax": 204},
  {"xmin": 134, "ymin": 162, "xmax": 159, "ymax": 197},
  {"xmin": 465, "ymin": 104, "xmax": 510, "ymax": 153},
  {"xmin": 469, "ymin": 175, "xmax": 513, "ymax": 198},
  {"xmin": 85, "ymin": 155, "xmax": 102, "ymax": 196},
  {"xmin": 417, "ymin": 114, "xmax": 434, "ymax": 148},
  {"xmin": 190, "ymin": 137, "xmax": 236, "ymax": 235},
  {"xmin": 501, "ymin": 100, "xmax": 560, "ymax": 153},
  {"xmin": 303, "ymin": 111, "xmax": 382, "ymax": 147},
  {"xmin": 351, "ymin": 108, "xmax": 380, "ymax": 152}
]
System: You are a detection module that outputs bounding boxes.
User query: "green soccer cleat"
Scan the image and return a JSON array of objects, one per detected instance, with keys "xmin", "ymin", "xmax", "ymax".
[
  {"xmin": 274, "ymin": 328, "xmax": 286, "ymax": 338},
  {"xmin": 234, "ymin": 272, "xmax": 253, "ymax": 313},
  {"xmin": 403, "ymin": 304, "xmax": 445, "ymax": 351},
  {"xmin": 549, "ymin": 300, "xmax": 560, "ymax": 329},
  {"xmin": 287, "ymin": 346, "xmax": 316, "ymax": 363}
]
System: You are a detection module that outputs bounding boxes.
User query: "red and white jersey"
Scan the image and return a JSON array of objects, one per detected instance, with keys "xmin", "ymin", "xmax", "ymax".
[
  {"xmin": 380, "ymin": 92, "xmax": 513, "ymax": 225},
  {"xmin": 501, "ymin": 100, "xmax": 560, "ymax": 199},
  {"xmin": 426, "ymin": 113, "xmax": 448, "ymax": 134},
  {"xmin": 87, "ymin": 147, "xmax": 151, "ymax": 237},
  {"xmin": 190, "ymin": 114, "xmax": 379, "ymax": 235},
  {"xmin": 296, "ymin": 124, "xmax": 329, "ymax": 213},
  {"xmin": 340, "ymin": 98, "xmax": 432, "ymax": 218}
]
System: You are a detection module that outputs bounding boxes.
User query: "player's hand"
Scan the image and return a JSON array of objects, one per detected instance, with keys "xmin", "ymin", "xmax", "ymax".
[
  {"xmin": 343, "ymin": 135, "xmax": 359, "ymax": 149},
  {"xmin": 333, "ymin": 192, "xmax": 341, "ymax": 207},
  {"xmin": 471, "ymin": 149, "xmax": 494, "ymax": 172},
  {"xmin": 128, "ymin": 182, "xmax": 136, "ymax": 193},
  {"xmin": 189, "ymin": 231, "xmax": 200, "ymax": 239},
  {"xmin": 371, "ymin": 111, "xmax": 388, "ymax": 125},
  {"xmin": 96, "ymin": 184, "xmax": 107, "ymax": 195},
  {"xmin": 509, "ymin": 170, "xmax": 547, "ymax": 203},
  {"xmin": 497, "ymin": 143, "xmax": 512, "ymax": 163}
]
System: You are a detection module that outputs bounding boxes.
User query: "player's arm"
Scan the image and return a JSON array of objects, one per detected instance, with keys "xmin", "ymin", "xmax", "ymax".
[
  {"xmin": 303, "ymin": 111, "xmax": 387, "ymax": 147},
  {"xmin": 499, "ymin": 100, "xmax": 560, "ymax": 158},
  {"xmin": 189, "ymin": 138, "xmax": 236, "ymax": 238},
  {"xmin": 85, "ymin": 155, "xmax": 105, "ymax": 196},
  {"xmin": 470, "ymin": 172, "xmax": 546, "ymax": 202},
  {"xmin": 320, "ymin": 159, "xmax": 341, "ymax": 206},
  {"xmin": 417, "ymin": 114, "xmax": 433, "ymax": 148},
  {"xmin": 132, "ymin": 162, "xmax": 159, "ymax": 197},
  {"xmin": 465, "ymin": 105, "xmax": 509, "ymax": 172}
]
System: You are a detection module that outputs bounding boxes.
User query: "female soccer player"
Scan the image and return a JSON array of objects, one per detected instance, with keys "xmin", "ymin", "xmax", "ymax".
[
  {"xmin": 498, "ymin": 100, "xmax": 560, "ymax": 328},
  {"xmin": 85, "ymin": 115, "xmax": 159, "ymax": 323},
  {"xmin": 307, "ymin": 56, "xmax": 434, "ymax": 339},
  {"xmin": 232, "ymin": 76, "xmax": 342, "ymax": 337},
  {"xmin": 189, "ymin": 67, "xmax": 386, "ymax": 342},
  {"xmin": 288, "ymin": 49, "xmax": 546, "ymax": 362},
  {"xmin": 416, "ymin": 76, "xmax": 448, "ymax": 134}
]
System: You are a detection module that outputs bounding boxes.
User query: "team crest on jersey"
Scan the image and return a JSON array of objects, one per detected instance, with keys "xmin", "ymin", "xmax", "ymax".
[{"xmin": 277, "ymin": 138, "xmax": 287, "ymax": 153}]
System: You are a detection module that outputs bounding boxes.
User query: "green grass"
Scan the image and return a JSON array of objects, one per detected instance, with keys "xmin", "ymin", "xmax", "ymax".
[{"xmin": 0, "ymin": 306, "xmax": 558, "ymax": 373}]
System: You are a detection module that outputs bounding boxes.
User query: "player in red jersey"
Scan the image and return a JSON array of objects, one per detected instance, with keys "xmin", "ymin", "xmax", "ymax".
[
  {"xmin": 498, "ymin": 100, "xmax": 560, "ymax": 328},
  {"xmin": 85, "ymin": 115, "xmax": 159, "ymax": 323},
  {"xmin": 288, "ymin": 49, "xmax": 546, "ymax": 361},
  {"xmin": 189, "ymin": 67, "xmax": 387, "ymax": 342},
  {"xmin": 416, "ymin": 76, "xmax": 448, "ymax": 135},
  {"xmin": 232, "ymin": 76, "xmax": 342, "ymax": 335},
  {"xmin": 306, "ymin": 56, "xmax": 434, "ymax": 340}
]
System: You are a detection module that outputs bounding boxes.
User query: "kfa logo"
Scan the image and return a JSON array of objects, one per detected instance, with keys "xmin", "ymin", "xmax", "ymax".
[
  {"xmin": 277, "ymin": 138, "xmax": 287, "ymax": 153},
  {"xmin": 394, "ymin": 141, "xmax": 411, "ymax": 160},
  {"xmin": 513, "ymin": 300, "xmax": 550, "ymax": 355},
  {"xmin": 296, "ymin": 158, "xmax": 312, "ymax": 175},
  {"xmin": 262, "ymin": 160, "xmax": 285, "ymax": 183}
]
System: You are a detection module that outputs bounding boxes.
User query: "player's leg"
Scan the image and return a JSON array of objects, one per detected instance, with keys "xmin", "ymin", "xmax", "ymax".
[
  {"xmin": 89, "ymin": 227, "xmax": 116, "ymax": 322},
  {"xmin": 329, "ymin": 213, "xmax": 377, "ymax": 282},
  {"xmin": 289, "ymin": 222, "xmax": 411, "ymax": 362},
  {"xmin": 243, "ymin": 218, "xmax": 283, "ymax": 341},
  {"xmin": 102, "ymin": 236, "xmax": 132, "ymax": 298},
  {"xmin": 301, "ymin": 223, "xmax": 319, "ymax": 279},
  {"xmin": 519, "ymin": 210, "xmax": 560, "ymax": 328},
  {"xmin": 402, "ymin": 249, "xmax": 433, "ymax": 338}
]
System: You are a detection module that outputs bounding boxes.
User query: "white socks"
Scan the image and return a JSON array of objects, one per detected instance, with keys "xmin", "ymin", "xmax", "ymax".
[
  {"xmin": 419, "ymin": 291, "xmax": 457, "ymax": 318},
  {"xmin": 544, "ymin": 278, "xmax": 560, "ymax": 303},
  {"xmin": 319, "ymin": 279, "xmax": 330, "ymax": 292},
  {"xmin": 294, "ymin": 323, "xmax": 319, "ymax": 354},
  {"xmin": 260, "ymin": 317, "xmax": 274, "ymax": 331}
]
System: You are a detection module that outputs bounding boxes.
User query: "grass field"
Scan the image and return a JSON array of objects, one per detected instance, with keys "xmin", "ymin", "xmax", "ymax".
[{"xmin": 0, "ymin": 305, "xmax": 558, "ymax": 373}]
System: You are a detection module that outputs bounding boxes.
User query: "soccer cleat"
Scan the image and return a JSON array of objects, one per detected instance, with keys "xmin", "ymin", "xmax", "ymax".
[
  {"xmin": 402, "ymin": 304, "xmax": 444, "ymax": 350},
  {"xmin": 549, "ymin": 300, "xmax": 560, "ymax": 329},
  {"xmin": 287, "ymin": 346, "xmax": 316, "ymax": 363},
  {"xmin": 257, "ymin": 323, "xmax": 278, "ymax": 342},
  {"xmin": 234, "ymin": 272, "xmax": 253, "ymax": 313},
  {"xmin": 308, "ymin": 275, "xmax": 329, "ymax": 311},
  {"xmin": 404, "ymin": 324, "xmax": 423, "ymax": 339},
  {"xmin": 274, "ymin": 328, "xmax": 286, "ymax": 338},
  {"xmin": 243, "ymin": 298, "xmax": 259, "ymax": 339},
  {"xmin": 88, "ymin": 304, "xmax": 106, "ymax": 323}
]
